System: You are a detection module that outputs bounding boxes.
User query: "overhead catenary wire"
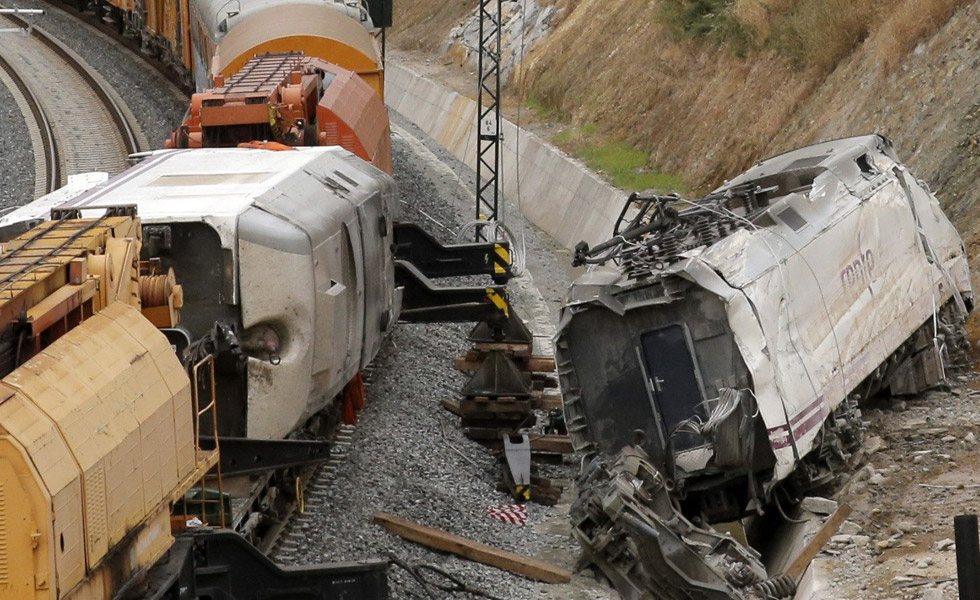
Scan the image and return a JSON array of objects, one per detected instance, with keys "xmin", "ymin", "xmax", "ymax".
[
  {"xmin": 514, "ymin": 0, "xmax": 529, "ymax": 275},
  {"xmin": 456, "ymin": 219, "xmax": 526, "ymax": 276}
]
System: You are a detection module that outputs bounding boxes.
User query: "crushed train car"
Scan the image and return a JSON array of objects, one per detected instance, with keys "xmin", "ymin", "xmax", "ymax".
[{"xmin": 558, "ymin": 134, "xmax": 972, "ymax": 524}]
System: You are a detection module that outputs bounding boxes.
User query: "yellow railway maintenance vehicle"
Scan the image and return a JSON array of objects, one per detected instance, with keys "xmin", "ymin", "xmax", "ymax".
[{"xmin": 0, "ymin": 207, "xmax": 387, "ymax": 600}]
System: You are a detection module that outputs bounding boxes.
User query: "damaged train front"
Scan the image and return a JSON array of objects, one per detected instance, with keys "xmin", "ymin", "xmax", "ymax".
[{"xmin": 556, "ymin": 134, "xmax": 973, "ymax": 599}]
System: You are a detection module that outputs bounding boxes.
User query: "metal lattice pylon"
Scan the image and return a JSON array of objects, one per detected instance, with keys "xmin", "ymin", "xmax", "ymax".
[{"xmin": 475, "ymin": 0, "xmax": 502, "ymax": 241}]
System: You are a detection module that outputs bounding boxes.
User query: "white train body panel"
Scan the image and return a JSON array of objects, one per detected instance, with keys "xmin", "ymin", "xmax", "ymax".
[
  {"xmin": 0, "ymin": 147, "xmax": 399, "ymax": 440},
  {"xmin": 677, "ymin": 139, "xmax": 970, "ymax": 478},
  {"xmin": 188, "ymin": 0, "xmax": 376, "ymax": 90},
  {"xmin": 558, "ymin": 135, "xmax": 972, "ymax": 518}
]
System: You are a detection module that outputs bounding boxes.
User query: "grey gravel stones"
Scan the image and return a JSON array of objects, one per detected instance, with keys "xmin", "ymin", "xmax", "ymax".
[
  {"xmin": 0, "ymin": 81, "xmax": 33, "ymax": 208},
  {"xmin": 274, "ymin": 119, "xmax": 581, "ymax": 599},
  {"xmin": 3, "ymin": 0, "xmax": 187, "ymax": 148}
]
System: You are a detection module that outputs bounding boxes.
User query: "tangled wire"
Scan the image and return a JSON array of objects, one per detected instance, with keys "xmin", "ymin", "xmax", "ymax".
[{"xmin": 388, "ymin": 555, "xmax": 505, "ymax": 600}]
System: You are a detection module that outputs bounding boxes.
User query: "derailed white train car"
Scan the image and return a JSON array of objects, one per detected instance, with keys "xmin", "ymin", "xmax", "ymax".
[
  {"xmin": 559, "ymin": 135, "xmax": 972, "ymax": 523},
  {"xmin": 0, "ymin": 146, "xmax": 399, "ymax": 441}
]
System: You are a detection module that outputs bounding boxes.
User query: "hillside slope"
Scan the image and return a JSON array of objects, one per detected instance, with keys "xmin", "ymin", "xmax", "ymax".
[
  {"xmin": 768, "ymin": 3, "xmax": 980, "ymax": 266},
  {"xmin": 392, "ymin": 0, "xmax": 980, "ymax": 283}
]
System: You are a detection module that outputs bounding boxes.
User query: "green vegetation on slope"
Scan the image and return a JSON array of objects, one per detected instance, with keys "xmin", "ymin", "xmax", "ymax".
[
  {"xmin": 555, "ymin": 124, "xmax": 684, "ymax": 193},
  {"xmin": 519, "ymin": 0, "xmax": 975, "ymax": 193}
]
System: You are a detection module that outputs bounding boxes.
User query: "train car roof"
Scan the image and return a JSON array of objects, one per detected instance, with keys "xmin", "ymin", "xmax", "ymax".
[
  {"xmin": 715, "ymin": 134, "xmax": 894, "ymax": 192},
  {"xmin": 0, "ymin": 147, "xmax": 361, "ymax": 241},
  {"xmin": 196, "ymin": 0, "xmax": 374, "ymax": 45}
]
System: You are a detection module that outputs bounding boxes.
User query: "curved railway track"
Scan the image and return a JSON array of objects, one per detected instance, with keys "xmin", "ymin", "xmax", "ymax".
[
  {"xmin": 35, "ymin": 0, "xmax": 192, "ymax": 92},
  {"xmin": 0, "ymin": 3, "xmax": 323, "ymax": 558},
  {"xmin": 0, "ymin": 51, "xmax": 59, "ymax": 195},
  {"xmin": 0, "ymin": 9, "xmax": 142, "ymax": 196}
]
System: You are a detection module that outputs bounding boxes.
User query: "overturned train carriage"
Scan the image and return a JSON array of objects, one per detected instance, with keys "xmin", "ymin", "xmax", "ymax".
[
  {"xmin": 0, "ymin": 147, "xmax": 399, "ymax": 442},
  {"xmin": 558, "ymin": 135, "xmax": 972, "ymax": 523}
]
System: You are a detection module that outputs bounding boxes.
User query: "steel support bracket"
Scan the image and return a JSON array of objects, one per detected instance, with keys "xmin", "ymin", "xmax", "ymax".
[
  {"xmin": 394, "ymin": 260, "xmax": 507, "ymax": 323},
  {"xmin": 461, "ymin": 349, "xmax": 531, "ymax": 398},
  {"xmin": 198, "ymin": 435, "xmax": 331, "ymax": 476},
  {"xmin": 392, "ymin": 221, "xmax": 513, "ymax": 284},
  {"xmin": 468, "ymin": 307, "xmax": 533, "ymax": 344},
  {"xmin": 142, "ymin": 529, "xmax": 389, "ymax": 599},
  {"xmin": 503, "ymin": 433, "xmax": 531, "ymax": 500}
]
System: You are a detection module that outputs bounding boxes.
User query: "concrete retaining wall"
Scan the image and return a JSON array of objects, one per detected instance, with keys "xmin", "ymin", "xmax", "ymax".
[{"xmin": 385, "ymin": 63, "xmax": 627, "ymax": 250}]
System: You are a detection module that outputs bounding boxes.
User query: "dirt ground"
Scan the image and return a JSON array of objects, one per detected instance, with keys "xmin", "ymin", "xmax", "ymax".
[
  {"xmin": 389, "ymin": 48, "xmax": 980, "ymax": 599},
  {"xmin": 818, "ymin": 372, "xmax": 980, "ymax": 600}
]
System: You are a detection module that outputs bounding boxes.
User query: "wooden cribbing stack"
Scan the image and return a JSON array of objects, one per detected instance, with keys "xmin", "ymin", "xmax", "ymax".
[
  {"xmin": 452, "ymin": 340, "xmax": 560, "ymax": 439},
  {"xmin": 447, "ymin": 333, "xmax": 574, "ymax": 504}
]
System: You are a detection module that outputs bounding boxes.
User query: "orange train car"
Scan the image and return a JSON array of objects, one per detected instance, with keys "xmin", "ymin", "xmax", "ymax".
[
  {"xmin": 95, "ymin": 0, "xmax": 389, "ymax": 97},
  {"xmin": 89, "ymin": 0, "xmax": 392, "ymax": 162}
]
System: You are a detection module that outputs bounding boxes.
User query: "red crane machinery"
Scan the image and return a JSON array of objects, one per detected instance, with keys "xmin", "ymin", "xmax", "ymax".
[{"xmin": 168, "ymin": 52, "xmax": 392, "ymax": 173}]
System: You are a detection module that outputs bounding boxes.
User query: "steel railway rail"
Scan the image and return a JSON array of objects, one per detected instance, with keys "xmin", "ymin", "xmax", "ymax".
[
  {"xmin": 0, "ymin": 9, "xmax": 141, "ymax": 189},
  {"xmin": 0, "ymin": 50, "xmax": 59, "ymax": 195}
]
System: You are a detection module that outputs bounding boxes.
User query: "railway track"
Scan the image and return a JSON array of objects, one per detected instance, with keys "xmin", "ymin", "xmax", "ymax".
[
  {"xmin": 34, "ymin": 0, "xmax": 192, "ymax": 93},
  {"xmin": 0, "ymin": 8, "xmax": 142, "ymax": 195},
  {"xmin": 0, "ymin": 50, "xmax": 58, "ymax": 196},
  {"xmin": 0, "ymin": 2, "xmax": 322, "ymax": 561}
]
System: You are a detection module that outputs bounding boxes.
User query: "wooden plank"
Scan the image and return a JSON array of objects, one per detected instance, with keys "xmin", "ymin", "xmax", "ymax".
[
  {"xmin": 473, "ymin": 341, "xmax": 532, "ymax": 354},
  {"xmin": 531, "ymin": 435, "xmax": 573, "ymax": 454},
  {"xmin": 531, "ymin": 393, "xmax": 563, "ymax": 411},
  {"xmin": 440, "ymin": 398, "xmax": 462, "ymax": 417},
  {"xmin": 455, "ymin": 356, "xmax": 557, "ymax": 374},
  {"xmin": 458, "ymin": 398, "xmax": 531, "ymax": 416},
  {"xmin": 785, "ymin": 503, "xmax": 852, "ymax": 582},
  {"xmin": 527, "ymin": 356, "xmax": 556, "ymax": 373},
  {"xmin": 373, "ymin": 511, "xmax": 572, "ymax": 583},
  {"xmin": 454, "ymin": 356, "xmax": 478, "ymax": 371},
  {"xmin": 478, "ymin": 435, "xmax": 574, "ymax": 454}
]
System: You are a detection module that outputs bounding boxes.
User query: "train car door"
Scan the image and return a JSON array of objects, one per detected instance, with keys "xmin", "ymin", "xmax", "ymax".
[{"xmin": 639, "ymin": 324, "xmax": 708, "ymax": 452}]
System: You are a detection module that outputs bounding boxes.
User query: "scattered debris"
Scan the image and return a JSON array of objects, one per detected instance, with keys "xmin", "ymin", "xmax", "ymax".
[
  {"xmin": 572, "ymin": 446, "xmax": 799, "ymax": 599},
  {"xmin": 839, "ymin": 521, "xmax": 862, "ymax": 535},
  {"xmin": 935, "ymin": 538, "xmax": 956, "ymax": 551},
  {"xmin": 800, "ymin": 497, "xmax": 839, "ymax": 516},
  {"xmin": 785, "ymin": 504, "xmax": 853, "ymax": 582}
]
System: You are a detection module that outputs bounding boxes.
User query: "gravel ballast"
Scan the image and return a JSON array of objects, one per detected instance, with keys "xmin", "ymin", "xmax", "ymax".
[
  {"xmin": 0, "ymin": 80, "xmax": 34, "ymax": 208},
  {"xmin": 2, "ymin": 18, "xmax": 607, "ymax": 594},
  {"xmin": 275, "ymin": 115, "xmax": 614, "ymax": 599}
]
